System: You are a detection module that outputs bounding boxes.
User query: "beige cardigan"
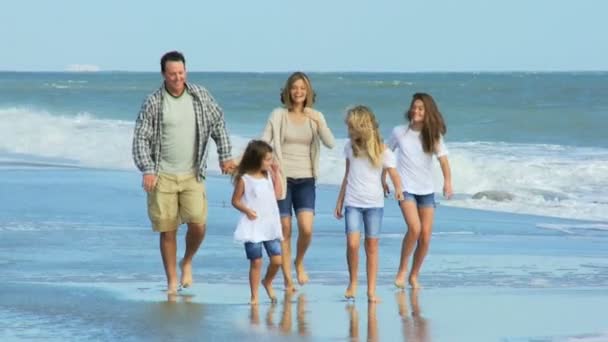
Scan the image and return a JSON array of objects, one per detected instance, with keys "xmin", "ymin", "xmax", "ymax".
[{"xmin": 261, "ymin": 107, "xmax": 335, "ymax": 199}]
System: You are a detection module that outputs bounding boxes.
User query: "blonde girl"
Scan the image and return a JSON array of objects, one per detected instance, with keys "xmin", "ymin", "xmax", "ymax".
[{"xmin": 335, "ymin": 105, "xmax": 403, "ymax": 302}]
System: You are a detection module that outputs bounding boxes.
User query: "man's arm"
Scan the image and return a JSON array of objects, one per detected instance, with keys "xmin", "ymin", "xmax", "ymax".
[
  {"xmin": 202, "ymin": 89, "xmax": 234, "ymax": 172},
  {"xmin": 132, "ymin": 97, "xmax": 158, "ymax": 191},
  {"xmin": 132, "ymin": 97, "xmax": 156, "ymax": 174}
]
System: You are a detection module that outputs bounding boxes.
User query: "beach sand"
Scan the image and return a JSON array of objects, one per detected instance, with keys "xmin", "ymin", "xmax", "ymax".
[{"xmin": 1, "ymin": 167, "xmax": 607, "ymax": 341}]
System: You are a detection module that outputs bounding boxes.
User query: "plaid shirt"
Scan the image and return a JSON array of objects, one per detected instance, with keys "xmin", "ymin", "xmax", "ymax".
[{"xmin": 132, "ymin": 82, "xmax": 232, "ymax": 180}]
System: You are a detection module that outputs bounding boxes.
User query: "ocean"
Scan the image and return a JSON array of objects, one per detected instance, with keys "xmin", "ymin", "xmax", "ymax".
[
  {"xmin": 1, "ymin": 72, "xmax": 607, "ymax": 341},
  {"xmin": 1, "ymin": 71, "xmax": 607, "ymax": 221}
]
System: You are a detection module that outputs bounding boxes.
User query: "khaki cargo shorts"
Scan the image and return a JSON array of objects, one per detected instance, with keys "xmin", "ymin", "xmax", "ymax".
[{"xmin": 147, "ymin": 172, "xmax": 207, "ymax": 232}]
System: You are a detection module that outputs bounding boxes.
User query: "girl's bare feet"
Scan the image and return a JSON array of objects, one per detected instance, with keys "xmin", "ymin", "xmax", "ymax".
[
  {"xmin": 294, "ymin": 261, "xmax": 309, "ymax": 285},
  {"xmin": 394, "ymin": 271, "xmax": 407, "ymax": 289},
  {"xmin": 262, "ymin": 278, "xmax": 278, "ymax": 303},
  {"xmin": 367, "ymin": 294, "xmax": 381, "ymax": 303},
  {"xmin": 408, "ymin": 274, "xmax": 420, "ymax": 289},
  {"xmin": 284, "ymin": 279, "xmax": 297, "ymax": 293},
  {"xmin": 344, "ymin": 283, "xmax": 357, "ymax": 299},
  {"xmin": 179, "ymin": 259, "xmax": 193, "ymax": 288}
]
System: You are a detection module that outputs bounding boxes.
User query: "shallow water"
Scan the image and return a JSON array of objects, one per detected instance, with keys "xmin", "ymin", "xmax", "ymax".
[{"xmin": 1, "ymin": 168, "xmax": 607, "ymax": 341}]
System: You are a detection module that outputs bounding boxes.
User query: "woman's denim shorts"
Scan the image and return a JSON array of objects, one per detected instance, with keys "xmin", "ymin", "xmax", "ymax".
[{"xmin": 277, "ymin": 177, "xmax": 316, "ymax": 217}]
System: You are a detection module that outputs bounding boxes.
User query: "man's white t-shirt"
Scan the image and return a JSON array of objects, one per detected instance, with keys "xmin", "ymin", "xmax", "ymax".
[
  {"xmin": 343, "ymin": 141, "xmax": 396, "ymax": 208},
  {"xmin": 388, "ymin": 125, "xmax": 448, "ymax": 195}
]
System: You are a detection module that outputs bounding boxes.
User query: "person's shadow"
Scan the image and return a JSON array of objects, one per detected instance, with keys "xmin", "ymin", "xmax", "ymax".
[{"xmin": 396, "ymin": 288, "xmax": 431, "ymax": 342}]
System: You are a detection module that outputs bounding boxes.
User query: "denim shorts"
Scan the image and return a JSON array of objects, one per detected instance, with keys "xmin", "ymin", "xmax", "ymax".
[
  {"xmin": 344, "ymin": 206, "xmax": 384, "ymax": 238},
  {"xmin": 401, "ymin": 192, "xmax": 436, "ymax": 208},
  {"xmin": 244, "ymin": 239, "xmax": 282, "ymax": 260},
  {"xmin": 277, "ymin": 177, "xmax": 316, "ymax": 217}
]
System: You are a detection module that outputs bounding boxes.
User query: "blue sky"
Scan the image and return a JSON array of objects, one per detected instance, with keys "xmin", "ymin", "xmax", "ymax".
[{"xmin": 2, "ymin": 0, "xmax": 606, "ymax": 72}]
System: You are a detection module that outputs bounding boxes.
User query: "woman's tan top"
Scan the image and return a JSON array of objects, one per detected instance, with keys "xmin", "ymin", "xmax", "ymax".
[
  {"xmin": 261, "ymin": 107, "xmax": 335, "ymax": 199},
  {"xmin": 281, "ymin": 117, "xmax": 314, "ymax": 178}
]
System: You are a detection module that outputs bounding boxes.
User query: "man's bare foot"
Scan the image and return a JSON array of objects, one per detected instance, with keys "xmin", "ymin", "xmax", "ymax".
[
  {"xmin": 167, "ymin": 292, "xmax": 178, "ymax": 302},
  {"xmin": 250, "ymin": 296, "xmax": 259, "ymax": 305},
  {"xmin": 408, "ymin": 274, "xmax": 420, "ymax": 289},
  {"xmin": 367, "ymin": 294, "xmax": 381, "ymax": 303},
  {"xmin": 344, "ymin": 284, "xmax": 357, "ymax": 299},
  {"xmin": 394, "ymin": 271, "xmax": 407, "ymax": 289},
  {"xmin": 179, "ymin": 259, "xmax": 193, "ymax": 288},
  {"xmin": 294, "ymin": 261, "xmax": 309, "ymax": 285},
  {"xmin": 166, "ymin": 282, "xmax": 178, "ymax": 295},
  {"xmin": 262, "ymin": 278, "xmax": 278, "ymax": 303}
]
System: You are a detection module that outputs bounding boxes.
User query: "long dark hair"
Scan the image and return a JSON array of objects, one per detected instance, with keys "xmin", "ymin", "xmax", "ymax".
[
  {"xmin": 407, "ymin": 93, "xmax": 447, "ymax": 154},
  {"xmin": 233, "ymin": 140, "xmax": 273, "ymax": 183}
]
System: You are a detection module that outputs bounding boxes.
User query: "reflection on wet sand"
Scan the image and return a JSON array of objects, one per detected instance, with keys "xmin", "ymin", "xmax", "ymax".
[
  {"xmin": 346, "ymin": 303, "xmax": 359, "ymax": 340},
  {"xmin": 396, "ymin": 289, "xmax": 430, "ymax": 342},
  {"xmin": 166, "ymin": 292, "xmax": 195, "ymax": 303},
  {"xmin": 346, "ymin": 302, "xmax": 379, "ymax": 341},
  {"xmin": 144, "ymin": 294, "xmax": 207, "ymax": 340},
  {"xmin": 368, "ymin": 302, "xmax": 379, "ymax": 341},
  {"xmin": 250, "ymin": 303, "xmax": 260, "ymax": 326},
  {"xmin": 253, "ymin": 291, "xmax": 309, "ymax": 337},
  {"xmin": 266, "ymin": 301, "xmax": 277, "ymax": 330}
]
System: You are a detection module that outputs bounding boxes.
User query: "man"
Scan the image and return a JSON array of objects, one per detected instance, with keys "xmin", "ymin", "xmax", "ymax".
[{"xmin": 132, "ymin": 51, "xmax": 235, "ymax": 294}]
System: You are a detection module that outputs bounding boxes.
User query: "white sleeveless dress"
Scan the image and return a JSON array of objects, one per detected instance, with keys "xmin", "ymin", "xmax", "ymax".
[{"xmin": 234, "ymin": 173, "xmax": 283, "ymax": 243}]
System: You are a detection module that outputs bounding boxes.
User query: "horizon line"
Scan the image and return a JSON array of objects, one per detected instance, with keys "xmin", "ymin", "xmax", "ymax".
[{"xmin": 1, "ymin": 69, "xmax": 607, "ymax": 74}]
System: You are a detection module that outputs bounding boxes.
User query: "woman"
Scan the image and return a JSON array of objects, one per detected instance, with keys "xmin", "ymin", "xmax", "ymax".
[{"xmin": 261, "ymin": 72, "xmax": 335, "ymax": 291}]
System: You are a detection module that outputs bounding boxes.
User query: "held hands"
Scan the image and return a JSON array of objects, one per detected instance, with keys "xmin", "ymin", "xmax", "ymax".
[
  {"xmin": 220, "ymin": 159, "xmax": 237, "ymax": 175},
  {"xmin": 394, "ymin": 188, "xmax": 404, "ymax": 201},
  {"xmin": 382, "ymin": 181, "xmax": 390, "ymax": 198},
  {"xmin": 382, "ymin": 181, "xmax": 404, "ymax": 201},
  {"xmin": 142, "ymin": 174, "xmax": 157, "ymax": 192}
]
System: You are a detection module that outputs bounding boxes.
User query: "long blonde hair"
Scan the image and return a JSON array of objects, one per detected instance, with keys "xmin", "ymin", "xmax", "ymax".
[{"xmin": 346, "ymin": 105, "xmax": 383, "ymax": 168}]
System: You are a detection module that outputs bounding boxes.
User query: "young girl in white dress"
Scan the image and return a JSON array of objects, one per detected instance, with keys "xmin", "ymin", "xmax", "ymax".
[
  {"xmin": 232, "ymin": 140, "xmax": 284, "ymax": 304},
  {"xmin": 334, "ymin": 105, "xmax": 404, "ymax": 303}
]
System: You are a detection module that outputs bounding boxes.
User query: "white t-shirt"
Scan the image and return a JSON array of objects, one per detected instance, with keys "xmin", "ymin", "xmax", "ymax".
[
  {"xmin": 388, "ymin": 125, "xmax": 448, "ymax": 195},
  {"xmin": 343, "ymin": 141, "xmax": 397, "ymax": 208}
]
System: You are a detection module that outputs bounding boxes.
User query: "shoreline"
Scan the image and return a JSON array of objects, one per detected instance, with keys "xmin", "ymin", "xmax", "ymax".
[
  {"xmin": 1, "ymin": 167, "xmax": 607, "ymax": 341},
  {"xmin": 2, "ymin": 281, "xmax": 607, "ymax": 341}
]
